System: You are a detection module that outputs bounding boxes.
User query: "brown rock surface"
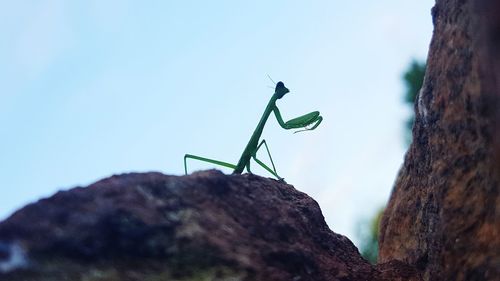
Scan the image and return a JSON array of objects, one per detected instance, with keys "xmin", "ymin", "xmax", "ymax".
[
  {"xmin": 0, "ymin": 170, "xmax": 420, "ymax": 281},
  {"xmin": 379, "ymin": 1, "xmax": 500, "ymax": 280}
]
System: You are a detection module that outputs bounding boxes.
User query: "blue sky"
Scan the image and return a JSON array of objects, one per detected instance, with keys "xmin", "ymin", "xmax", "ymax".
[{"xmin": 0, "ymin": 1, "xmax": 433, "ymax": 245}]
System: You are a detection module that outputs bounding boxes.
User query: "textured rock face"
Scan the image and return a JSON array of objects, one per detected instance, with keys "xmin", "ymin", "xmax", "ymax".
[
  {"xmin": 0, "ymin": 170, "xmax": 419, "ymax": 281},
  {"xmin": 379, "ymin": 1, "xmax": 500, "ymax": 281}
]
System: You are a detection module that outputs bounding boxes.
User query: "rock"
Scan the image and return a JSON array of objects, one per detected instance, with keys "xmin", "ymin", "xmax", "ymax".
[
  {"xmin": 379, "ymin": 1, "xmax": 500, "ymax": 280},
  {"xmin": 0, "ymin": 170, "xmax": 419, "ymax": 281}
]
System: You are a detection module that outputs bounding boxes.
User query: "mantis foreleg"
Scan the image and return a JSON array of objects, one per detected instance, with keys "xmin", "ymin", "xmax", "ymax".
[
  {"xmin": 293, "ymin": 116, "xmax": 323, "ymax": 133},
  {"xmin": 273, "ymin": 106, "xmax": 323, "ymax": 133}
]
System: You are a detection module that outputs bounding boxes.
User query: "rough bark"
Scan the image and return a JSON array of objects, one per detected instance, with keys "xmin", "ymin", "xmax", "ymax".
[
  {"xmin": 0, "ymin": 170, "xmax": 420, "ymax": 281},
  {"xmin": 379, "ymin": 1, "xmax": 500, "ymax": 280}
]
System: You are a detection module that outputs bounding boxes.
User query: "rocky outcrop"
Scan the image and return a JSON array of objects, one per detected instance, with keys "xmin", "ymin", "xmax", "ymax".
[
  {"xmin": 379, "ymin": 1, "xmax": 500, "ymax": 280},
  {"xmin": 0, "ymin": 170, "xmax": 420, "ymax": 281}
]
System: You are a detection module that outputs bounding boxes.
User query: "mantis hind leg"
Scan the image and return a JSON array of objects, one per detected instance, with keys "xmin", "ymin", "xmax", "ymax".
[
  {"xmin": 252, "ymin": 140, "xmax": 284, "ymax": 181},
  {"xmin": 253, "ymin": 158, "xmax": 284, "ymax": 182},
  {"xmin": 184, "ymin": 154, "xmax": 237, "ymax": 175}
]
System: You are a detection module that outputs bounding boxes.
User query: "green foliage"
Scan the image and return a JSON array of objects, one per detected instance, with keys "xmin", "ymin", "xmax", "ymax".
[
  {"xmin": 403, "ymin": 60, "xmax": 426, "ymax": 143},
  {"xmin": 358, "ymin": 208, "xmax": 384, "ymax": 264},
  {"xmin": 403, "ymin": 60, "xmax": 426, "ymax": 104}
]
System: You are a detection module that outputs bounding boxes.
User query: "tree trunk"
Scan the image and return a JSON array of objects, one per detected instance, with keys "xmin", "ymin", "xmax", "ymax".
[{"xmin": 379, "ymin": 1, "xmax": 500, "ymax": 280}]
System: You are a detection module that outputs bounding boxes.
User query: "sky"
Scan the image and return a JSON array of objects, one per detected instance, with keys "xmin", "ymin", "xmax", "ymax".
[{"xmin": 0, "ymin": 1, "xmax": 434, "ymax": 246}]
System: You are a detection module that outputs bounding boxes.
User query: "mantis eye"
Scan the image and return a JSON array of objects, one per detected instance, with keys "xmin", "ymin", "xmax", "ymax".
[{"xmin": 276, "ymin": 81, "xmax": 285, "ymax": 89}]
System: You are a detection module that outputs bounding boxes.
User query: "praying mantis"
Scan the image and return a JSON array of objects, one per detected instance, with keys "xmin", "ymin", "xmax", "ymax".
[{"xmin": 184, "ymin": 81, "xmax": 323, "ymax": 181}]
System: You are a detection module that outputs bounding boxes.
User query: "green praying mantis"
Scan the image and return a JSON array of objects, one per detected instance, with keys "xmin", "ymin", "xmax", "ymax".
[{"xmin": 184, "ymin": 81, "xmax": 323, "ymax": 181}]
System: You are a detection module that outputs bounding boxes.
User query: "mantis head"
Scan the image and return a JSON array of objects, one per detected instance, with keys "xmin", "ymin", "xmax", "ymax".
[{"xmin": 275, "ymin": 81, "xmax": 290, "ymax": 99}]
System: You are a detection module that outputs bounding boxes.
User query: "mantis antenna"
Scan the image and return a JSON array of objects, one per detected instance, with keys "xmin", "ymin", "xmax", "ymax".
[
  {"xmin": 267, "ymin": 74, "xmax": 277, "ymax": 85},
  {"xmin": 184, "ymin": 80, "xmax": 323, "ymax": 182}
]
